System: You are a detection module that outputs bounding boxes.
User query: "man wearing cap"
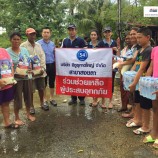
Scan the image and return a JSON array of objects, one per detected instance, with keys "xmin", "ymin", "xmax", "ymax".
[
  {"xmin": 98, "ymin": 26, "xmax": 119, "ymax": 109},
  {"xmin": 62, "ymin": 24, "xmax": 86, "ymax": 105},
  {"xmin": 37, "ymin": 27, "xmax": 57, "ymax": 107},
  {"xmin": 21, "ymin": 28, "xmax": 48, "ymax": 114}
]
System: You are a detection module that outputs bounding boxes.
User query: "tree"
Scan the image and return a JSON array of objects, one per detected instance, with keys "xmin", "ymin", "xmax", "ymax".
[
  {"xmin": 0, "ymin": 0, "xmax": 66, "ymax": 38},
  {"xmin": 0, "ymin": 0, "xmax": 158, "ymax": 40}
]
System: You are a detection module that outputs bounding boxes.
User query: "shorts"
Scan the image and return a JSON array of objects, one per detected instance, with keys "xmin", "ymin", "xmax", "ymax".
[
  {"xmin": 140, "ymin": 96, "xmax": 152, "ymax": 109},
  {"xmin": 33, "ymin": 77, "xmax": 45, "ymax": 92},
  {"xmin": 14, "ymin": 80, "xmax": 33, "ymax": 110},
  {"xmin": 0, "ymin": 87, "xmax": 14, "ymax": 105},
  {"xmin": 129, "ymin": 92, "xmax": 135, "ymax": 106},
  {"xmin": 134, "ymin": 91, "xmax": 152, "ymax": 109},
  {"xmin": 134, "ymin": 91, "xmax": 140, "ymax": 103},
  {"xmin": 45, "ymin": 63, "xmax": 56, "ymax": 88}
]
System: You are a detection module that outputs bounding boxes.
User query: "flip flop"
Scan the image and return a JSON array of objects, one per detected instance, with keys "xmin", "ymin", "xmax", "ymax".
[
  {"xmin": 5, "ymin": 123, "xmax": 19, "ymax": 129},
  {"xmin": 126, "ymin": 121, "xmax": 141, "ymax": 128},
  {"xmin": 143, "ymin": 135, "xmax": 155, "ymax": 143},
  {"xmin": 153, "ymin": 139, "xmax": 158, "ymax": 149},
  {"xmin": 133, "ymin": 128, "xmax": 150, "ymax": 135}
]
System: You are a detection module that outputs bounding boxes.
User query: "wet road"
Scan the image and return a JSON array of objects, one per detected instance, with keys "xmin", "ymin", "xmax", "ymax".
[{"xmin": 0, "ymin": 87, "xmax": 158, "ymax": 158}]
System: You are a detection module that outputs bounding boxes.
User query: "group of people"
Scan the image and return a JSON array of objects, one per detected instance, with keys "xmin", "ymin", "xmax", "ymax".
[
  {"xmin": 0, "ymin": 27, "xmax": 57, "ymax": 128},
  {"xmin": 115, "ymin": 27, "xmax": 158, "ymax": 149},
  {"xmin": 0, "ymin": 24, "xmax": 158, "ymax": 149}
]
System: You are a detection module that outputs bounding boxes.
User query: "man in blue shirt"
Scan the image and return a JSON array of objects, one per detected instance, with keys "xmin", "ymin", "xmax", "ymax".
[
  {"xmin": 62, "ymin": 24, "xmax": 86, "ymax": 105},
  {"xmin": 38, "ymin": 27, "xmax": 57, "ymax": 107}
]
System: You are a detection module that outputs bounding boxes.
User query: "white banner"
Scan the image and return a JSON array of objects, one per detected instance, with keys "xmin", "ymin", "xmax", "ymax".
[
  {"xmin": 55, "ymin": 48, "xmax": 113, "ymax": 97},
  {"xmin": 56, "ymin": 48, "xmax": 112, "ymax": 77}
]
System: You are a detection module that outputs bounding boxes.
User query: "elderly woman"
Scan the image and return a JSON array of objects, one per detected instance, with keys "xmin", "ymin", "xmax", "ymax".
[{"xmin": 7, "ymin": 32, "xmax": 35, "ymax": 126}]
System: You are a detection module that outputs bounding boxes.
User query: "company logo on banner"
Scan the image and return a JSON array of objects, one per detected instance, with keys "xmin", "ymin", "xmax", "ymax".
[
  {"xmin": 144, "ymin": 6, "xmax": 158, "ymax": 17},
  {"xmin": 55, "ymin": 48, "xmax": 113, "ymax": 98}
]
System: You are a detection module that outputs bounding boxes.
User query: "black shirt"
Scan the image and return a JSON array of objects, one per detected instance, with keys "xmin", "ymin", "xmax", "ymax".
[
  {"xmin": 87, "ymin": 41, "xmax": 99, "ymax": 48},
  {"xmin": 98, "ymin": 39, "xmax": 117, "ymax": 55},
  {"xmin": 135, "ymin": 45, "xmax": 152, "ymax": 72}
]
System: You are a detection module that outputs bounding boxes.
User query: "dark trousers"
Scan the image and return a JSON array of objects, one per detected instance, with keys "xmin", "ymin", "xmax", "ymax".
[
  {"xmin": 71, "ymin": 96, "xmax": 85, "ymax": 101},
  {"xmin": 112, "ymin": 71, "xmax": 115, "ymax": 93}
]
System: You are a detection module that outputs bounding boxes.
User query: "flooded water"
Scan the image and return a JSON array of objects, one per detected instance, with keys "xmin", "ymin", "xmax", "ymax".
[{"xmin": 0, "ymin": 86, "xmax": 158, "ymax": 158}]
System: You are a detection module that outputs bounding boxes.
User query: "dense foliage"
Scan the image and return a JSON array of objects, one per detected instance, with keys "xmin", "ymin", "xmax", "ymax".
[{"xmin": 0, "ymin": 0, "xmax": 157, "ymax": 45}]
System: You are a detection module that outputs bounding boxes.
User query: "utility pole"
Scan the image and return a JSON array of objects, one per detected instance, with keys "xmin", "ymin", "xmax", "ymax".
[{"xmin": 117, "ymin": 0, "xmax": 122, "ymax": 49}]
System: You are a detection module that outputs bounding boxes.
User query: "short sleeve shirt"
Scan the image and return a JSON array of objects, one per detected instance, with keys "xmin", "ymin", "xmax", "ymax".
[
  {"xmin": 135, "ymin": 46, "xmax": 152, "ymax": 72},
  {"xmin": 98, "ymin": 39, "xmax": 117, "ymax": 55},
  {"xmin": 37, "ymin": 39, "xmax": 55, "ymax": 64},
  {"xmin": 151, "ymin": 46, "xmax": 158, "ymax": 78},
  {"xmin": 7, "ymin": 47, "xmax": 30, "ymax": 81},
  {"xmin": 62, "ymin": 37, "xmax": 85, "ymax": 48},
  {"xmin": 7, "ymin": 47, "xmax": 30, "ymax": 70},
  {"xmin": 0, "ymin": 48, "xmax": 13, "ymax": 90}
]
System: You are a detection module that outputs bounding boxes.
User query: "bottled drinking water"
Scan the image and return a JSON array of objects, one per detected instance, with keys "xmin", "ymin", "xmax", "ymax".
[
  {"xmin": 139, "ymin": 77, "xmax": 143, "ymax": 96},
  {"xmin": 123, "ymin": 71, "xmax": 138, "ymax": 91},
  {"xmin": 149, "ymin": 78, "xmax": 156, "ymax": 100},
  {"xmin": 139, "ymin": 77, "xmax": 158, "ymax": 100},
  {"xmin": 153, "ymin": 79, "xmax": 158, "ymax": 100}
]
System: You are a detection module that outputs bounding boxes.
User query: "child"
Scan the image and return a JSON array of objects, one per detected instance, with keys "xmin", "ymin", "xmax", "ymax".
[
  {"xmin": 127, "ymin": 27, "xmax": 152, "ymax": 136},
  {"xmin": 143, "ymin": 46, "xmax": 158, "ymax": 148}
]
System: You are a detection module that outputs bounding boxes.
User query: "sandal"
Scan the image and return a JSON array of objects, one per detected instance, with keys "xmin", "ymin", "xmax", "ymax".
[
  {"xmin": 143, "ymin": 135, "xmax": 155, "ymax": 143},
  {"xmin": 5, "ymin": 123, "xmax": 19, "ymax": 129},
  {"xmin": 133, "ymin": 128, "xmax": 150, "ymax": 135},
  {"xmin": 126, "ymin": 121, "xmax": 141, "ymax": 128},
  {"xmin": 153, "ymin": 139, "xmax": 158, "ymax": 149},
  {"xmin": 127, "ymin": 118, "xmax": 134, "ymax": 123}
]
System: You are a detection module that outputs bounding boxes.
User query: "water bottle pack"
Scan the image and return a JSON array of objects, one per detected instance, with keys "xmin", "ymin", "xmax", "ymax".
[
  {"xmin": 123, "ymin": 71, "xmax": 139, "ymax": 91},
  {"xmin": 139, "ymin": 77, "xmax": 158, "ymax": 100}
]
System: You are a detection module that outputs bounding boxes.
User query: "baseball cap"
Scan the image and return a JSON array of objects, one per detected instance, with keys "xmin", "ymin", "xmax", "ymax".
[
  {"xmin": 103, "ymin": 26, "xmax": 112, "ymax": 32},
  {"xmin": 25, "ymin": 28, "xmax": 36, "ymax": 35},
  {"xmin": 67, "ymin": 24, "xmax": 76, "ymax": 29}
]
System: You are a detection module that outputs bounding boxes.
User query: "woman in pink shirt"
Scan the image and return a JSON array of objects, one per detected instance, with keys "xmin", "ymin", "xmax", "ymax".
[
  {"xmin": 143, "ymin": 46, "xmax": 158, "ymax": 148},
  {"xmin": 0, "ymin": 48, "xmax": 18, "ymax": 129}
]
